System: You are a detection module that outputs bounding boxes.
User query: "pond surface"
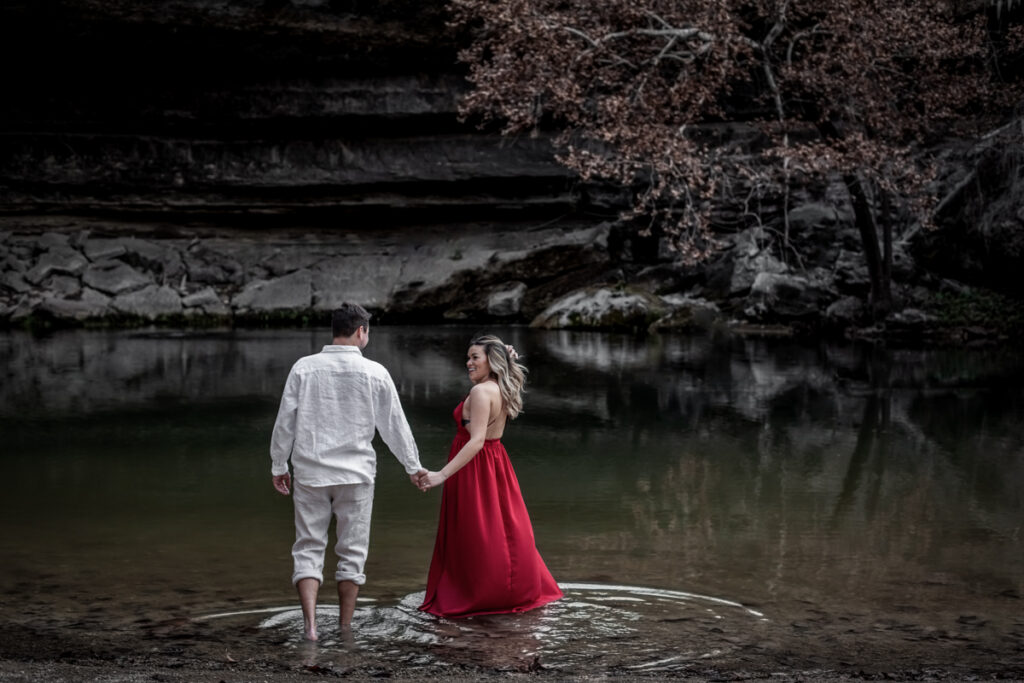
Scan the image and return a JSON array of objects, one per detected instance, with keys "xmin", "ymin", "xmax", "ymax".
[{"xmin": 1, "ymin": 326, "xmax": 1022, "ymax": 676}]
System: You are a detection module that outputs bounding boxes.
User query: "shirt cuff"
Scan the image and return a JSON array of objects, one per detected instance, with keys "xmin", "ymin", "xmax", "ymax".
[{"xmin": 271, "ymin": 462, "xmax": 289, "ymax": 476}]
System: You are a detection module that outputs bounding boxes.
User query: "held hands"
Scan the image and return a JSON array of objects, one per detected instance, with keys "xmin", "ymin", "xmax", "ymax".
[
  {"xmin": 412, "ymin": 469, "xmax": 447, "ymax": 492},
  {"xmin": 409, "ymin": 469, "xmax": 427, "ymax": 488}
]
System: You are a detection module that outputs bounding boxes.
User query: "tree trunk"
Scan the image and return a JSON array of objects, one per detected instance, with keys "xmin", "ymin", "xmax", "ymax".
[
  {"xmin": 880, "ymin": 184, "xmax": 893, "ymax": 300},
  {"xmin": 844, "ymin": 173, "xmax": 891, "ymax": 318}
]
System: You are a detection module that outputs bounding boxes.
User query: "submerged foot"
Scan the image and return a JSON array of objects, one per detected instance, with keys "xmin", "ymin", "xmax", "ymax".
[{"xmin": 303, "ymin": 624, "xmax": 318, "ymax": 642}]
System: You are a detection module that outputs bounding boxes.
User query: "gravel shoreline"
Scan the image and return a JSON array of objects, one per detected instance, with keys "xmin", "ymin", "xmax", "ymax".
[{"xmin": 2, "ymin": 617, "xmax": 1023, "ymax": 683}]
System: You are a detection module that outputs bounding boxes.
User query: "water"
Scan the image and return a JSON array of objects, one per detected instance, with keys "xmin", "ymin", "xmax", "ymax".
[{"xmin": 1, "ymin": 326, "xmax": 1022, "ymax": 674}]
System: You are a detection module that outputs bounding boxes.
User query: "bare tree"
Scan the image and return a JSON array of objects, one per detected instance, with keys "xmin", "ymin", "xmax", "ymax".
[{"xmin": 450, "ymin": 0, "xmax": 1023, "ymax": 319}]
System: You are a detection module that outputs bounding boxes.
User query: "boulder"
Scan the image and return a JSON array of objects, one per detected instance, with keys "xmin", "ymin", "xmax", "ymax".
[
  {"xmin": 705, "ymin": 228, "xmax": 790, "ymax": 297},
  {"xmin": 834, "ymin": 249, "xmax": 871, "ymax": 294},
  {"xmin": 7, "ymin": 244, "xmax": 33, "ymax": 260},
  {"xmin": 826, "ymin": 296, "xmax": 866, "ymax": 326},
  {"xmin": 112, "ymin": 285, "xmax": 183, "ymax": 318},
  {"xmin": 487, "ymin": 282, "xmax": 527, "ymax": 317},
  {"xmin": 891, "ymin": 307, "xmax": 936, "ymax": 324},
  {"xmin": 649, "ymin": 294, "xmax": 721, "ymax": 331},
  {"xmin": 232, "ymin": 269, "xmax": 312, "ymax": 312},
  {"xmin": 632, "ymin": 263, "xmax": 693, "ymax": 294},
  {"xmin": 83, "ymin": 238, "xmax": 128, "ymax": 261},
  {"xmin": 185, "ymin": 257, "xmax": 241, "ymax": 286},
  {"xmin": 786, "ymin": 202, "xmax": 841, "ymax": 231},
  {"xmin": 37, "ymin": 232, "xmax": 71, "ymax": 249},
  {"xmin": 3, "ymin": 253, "xmax": 27, "ymax": 273},
  {"xmin": 263, "ymin": 247, "xmax": 334, "ymax": 278},
  {"xmin": 37, "ymin": 288, "xmax": 111, "ymax": 321},
  {"xmin": 1, "ymin": 271, "xmax": 31, "ymax": 294},
  {"xmin": 113, "ymin": 237, "xmax": 186, "ymax": 281},
  {"xmin": 182, "ymin": 287, "xmax": 231, "ymax": 316},
  {"xmin": 82, "ymin": 260, "xmax": 153, "ymax": 295},
  {"xmin": 42, "ymin": 274, "xmax": 82, "ymax": 298},
  {"xmin": 743, "ymin": 272, "xmax": 835, "ymax": 321},
  {"xmin": 24, "ymin": 246, "xmax": 88, "ymax": 284},
  {"xmin": 8, "ymin": 294, "xmax": 39, "ymax": 322},
  {"xmin": 530, "ymin": 286, "xmax": 666, "ymax": 331}
]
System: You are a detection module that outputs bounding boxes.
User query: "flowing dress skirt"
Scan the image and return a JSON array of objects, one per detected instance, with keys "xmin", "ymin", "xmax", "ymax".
[{"xmin": 419, "ymin": 404, "xmax": 563, "ymax": 618}]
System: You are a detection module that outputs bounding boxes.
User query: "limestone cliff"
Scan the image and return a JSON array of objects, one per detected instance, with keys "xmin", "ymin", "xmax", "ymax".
[
  {"xmin": 1, "ymin": 1, "xmax": 1021, "ymax": 339},
  {"xmin": 0, "ymin": 0, "xmax": 622, "ymax": 326}
]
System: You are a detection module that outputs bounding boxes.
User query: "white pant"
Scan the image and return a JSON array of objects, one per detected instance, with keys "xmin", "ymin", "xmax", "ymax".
[{"xmin": 291, "ymin": 481, "xmax": 375, "ymax": 586}]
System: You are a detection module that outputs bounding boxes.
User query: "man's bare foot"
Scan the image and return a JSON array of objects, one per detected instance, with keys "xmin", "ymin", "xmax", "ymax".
[{"xmin": 303, "ymin": 624, "xmax": 318, "ymax": 642}]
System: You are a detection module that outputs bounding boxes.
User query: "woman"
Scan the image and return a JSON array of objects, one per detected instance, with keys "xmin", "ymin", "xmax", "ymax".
[{"xmin": 417, "ymin": 335, "xmax": 563, "ymax": 618}]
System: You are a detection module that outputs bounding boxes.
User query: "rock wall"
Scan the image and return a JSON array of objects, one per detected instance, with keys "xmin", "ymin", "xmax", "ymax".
[
  {"xmin": 0, "ymin": 0, "xmax": 582, "ymax": 222},
  {"xmin": 0, "ymin": 0, "xmax": 625, "ymax": 327},
  {"xmin": 1, "ymin": 1, "xmax": 1021, "ymax": 338}
]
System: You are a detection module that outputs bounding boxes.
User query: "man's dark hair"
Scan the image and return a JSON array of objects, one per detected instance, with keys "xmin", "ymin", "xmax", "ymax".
[{"xmin": 332, "ymin": 303, "xmax": 371, "ymax": 338}]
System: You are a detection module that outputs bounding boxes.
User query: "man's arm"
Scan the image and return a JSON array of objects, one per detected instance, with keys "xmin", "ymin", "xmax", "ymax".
[
  {"xmin": 269, "ymin": 368, "xmax": 300, "ymax": 493},
  {"xmin": 374, "ymin": 373, "xmax": 424, "ymax": 477}
]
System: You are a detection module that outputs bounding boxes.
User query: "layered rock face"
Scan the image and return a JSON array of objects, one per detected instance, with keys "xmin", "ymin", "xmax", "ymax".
[
  {"xmin": 0, "ymin": 0, "xmax": 616, "ymax": 325},
  {"xmin": 1, "ymin": 1, "xmax": 1020, "ymax": 336}
]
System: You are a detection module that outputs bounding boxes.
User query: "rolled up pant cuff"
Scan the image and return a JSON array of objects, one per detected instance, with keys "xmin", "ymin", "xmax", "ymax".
[
  {"xmin": 291, "ymin": 571, "xmax": 323, "ymax": 586},
  {"xmin": 336, "ymin": 571, "xmax": 366, "ymax": 585}
]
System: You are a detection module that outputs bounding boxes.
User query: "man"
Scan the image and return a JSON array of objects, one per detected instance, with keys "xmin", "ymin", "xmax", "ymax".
[{"xmin": 270, "ymin": 303, "xmax": 425, "ymax": 641}]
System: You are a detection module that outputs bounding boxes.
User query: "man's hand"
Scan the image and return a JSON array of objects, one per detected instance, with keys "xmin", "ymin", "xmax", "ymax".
[
  {"xmin": 272, "ymin": 473, "xmax": 291, "ymax": 495},
  {"xmin": 409, "ymin": 469, "xmax": 427, "ymax": 489}
]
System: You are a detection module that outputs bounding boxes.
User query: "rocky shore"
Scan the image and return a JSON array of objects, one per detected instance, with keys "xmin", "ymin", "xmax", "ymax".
[
  {"xmin": 3, "ymin": 213, "xmax": 1022, "ymax": 346},
  {"xmin": 0, "ymin": 217, "xmax": 611, "ymax": 328}
]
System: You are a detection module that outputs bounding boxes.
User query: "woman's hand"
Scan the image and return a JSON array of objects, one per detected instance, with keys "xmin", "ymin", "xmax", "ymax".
[
  {"xmin": 419, "ymin": 470, "xmax": 448, "ymax": 491},
  {"xmin": 505, "ymin": 344, "xmax": 519, "ymax": 361}
]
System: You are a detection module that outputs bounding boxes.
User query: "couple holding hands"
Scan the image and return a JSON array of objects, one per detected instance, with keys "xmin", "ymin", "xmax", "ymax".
[{"xmin": 270, "ymin": 303, "xmax": 562, "ymax": 641}]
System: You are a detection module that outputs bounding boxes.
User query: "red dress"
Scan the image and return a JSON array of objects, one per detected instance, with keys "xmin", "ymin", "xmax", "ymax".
[{"xmin": 419, "ymin": 400, "xmax": 563, "ymax": 618}]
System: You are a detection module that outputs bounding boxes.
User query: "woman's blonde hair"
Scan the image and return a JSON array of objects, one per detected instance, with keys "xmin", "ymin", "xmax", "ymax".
[{"xmin": 470, "ymin": 335, "xmax": 527, "ymax": 419}]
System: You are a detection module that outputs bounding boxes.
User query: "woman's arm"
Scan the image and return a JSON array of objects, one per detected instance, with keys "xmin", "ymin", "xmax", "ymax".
[{"xmin": 420, "ymin": 384, "xmax": 494, "ymax": 489}]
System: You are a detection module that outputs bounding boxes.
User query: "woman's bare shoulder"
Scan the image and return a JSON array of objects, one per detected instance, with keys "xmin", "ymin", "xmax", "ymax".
[{"xmin": 469, "ymin": 381, "xmax": 500, "ymax": 398}]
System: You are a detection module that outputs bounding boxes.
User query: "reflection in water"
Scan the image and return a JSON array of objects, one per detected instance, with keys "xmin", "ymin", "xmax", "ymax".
[{"xmin": 1, "ymin": 327, "xmax": 1023, "ymax": 673}]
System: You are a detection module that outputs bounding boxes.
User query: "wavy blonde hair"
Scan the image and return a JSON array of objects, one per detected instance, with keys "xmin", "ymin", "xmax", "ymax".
[{"xmin": 471, "ymin": 335, "xmax": 527, "ymax": 419}]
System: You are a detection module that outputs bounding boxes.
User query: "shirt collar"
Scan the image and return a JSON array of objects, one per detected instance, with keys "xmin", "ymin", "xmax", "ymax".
[{"xmin": 322, "ymin": 345, "xmax": 363, "ymax": 355}]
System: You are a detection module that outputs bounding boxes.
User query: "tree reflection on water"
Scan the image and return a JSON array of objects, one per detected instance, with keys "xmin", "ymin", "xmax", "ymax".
[
  {"xmin": 520, "ymin": 330, "xmax": 1024, "ymax": 621},
  {"xmin": 0, "ymin": 326, "xmax": 1021, "ymax": 628}
]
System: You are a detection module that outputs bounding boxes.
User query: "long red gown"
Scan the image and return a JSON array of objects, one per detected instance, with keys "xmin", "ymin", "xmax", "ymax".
[{"xmin": 419, "ymin": 400, "xmax": 563, "ymax": 618}]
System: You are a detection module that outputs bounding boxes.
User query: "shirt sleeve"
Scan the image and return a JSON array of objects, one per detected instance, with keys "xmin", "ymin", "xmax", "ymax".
[
  {"xmin": 269, "ymin": 367, "xmax": 300, "ymax": 476},
  {"xmin": 374, "ymin": 372, "xmax": 422, "ymax": 474}
]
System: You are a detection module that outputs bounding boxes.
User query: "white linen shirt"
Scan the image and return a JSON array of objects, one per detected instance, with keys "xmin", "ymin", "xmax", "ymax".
[{"xmin": 270, "ymin": 345, "xmax": 422, "ymax": 486}]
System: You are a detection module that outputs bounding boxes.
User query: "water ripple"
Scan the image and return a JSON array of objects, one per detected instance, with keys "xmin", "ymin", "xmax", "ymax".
[{"xmin": 200, "ymin": 583, "xmax": 767, "ymax": 673}]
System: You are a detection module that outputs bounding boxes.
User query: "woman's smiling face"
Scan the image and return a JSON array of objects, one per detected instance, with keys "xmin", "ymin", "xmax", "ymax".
[{"xmin": 466, "ymin": 345, "xmax": 491, "ymax": 383}]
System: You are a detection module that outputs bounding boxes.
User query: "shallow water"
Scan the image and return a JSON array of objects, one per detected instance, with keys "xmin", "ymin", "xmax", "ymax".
[
  {"xmin": 198, "ymin": 583, "xmax": 766, "ymax": 673},
  {"xmin": 1, "ymin": 326, "xmax": 1022, "ymax": 674}
]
